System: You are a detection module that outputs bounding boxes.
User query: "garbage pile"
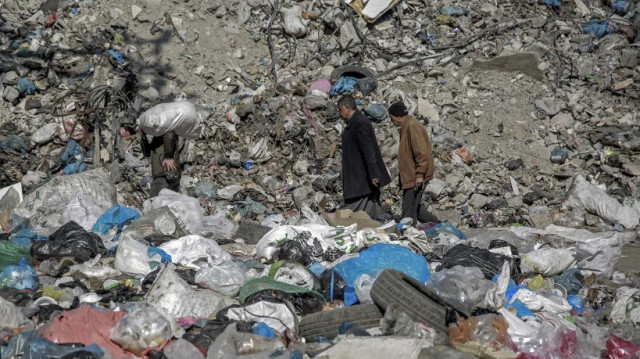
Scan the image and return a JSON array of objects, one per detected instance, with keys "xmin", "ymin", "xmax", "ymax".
[{"xmin": 1, "ymin": 0, "xmax": 640, "ymax": 357}]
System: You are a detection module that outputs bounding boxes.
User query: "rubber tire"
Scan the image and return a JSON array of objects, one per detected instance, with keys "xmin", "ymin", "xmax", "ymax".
[
  {"xmin": 299, "ymin": 304, "xmax": 382, "ymax": 340},
  {"xmin": 370, "ymin": 269, "xmax": 452, "ymax": 335},
  {"xmin": 329, "ymin": 65, "xmax": 377, "ymax": 83}
]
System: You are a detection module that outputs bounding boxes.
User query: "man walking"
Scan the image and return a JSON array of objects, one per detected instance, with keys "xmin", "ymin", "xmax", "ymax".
[
  {"xmin": 388, "ymin": 101, "xmax": 439, "ymax": 224},
  {"xmin": 337, "ymin": 95, "xmax": 392, "ymax": 222}
]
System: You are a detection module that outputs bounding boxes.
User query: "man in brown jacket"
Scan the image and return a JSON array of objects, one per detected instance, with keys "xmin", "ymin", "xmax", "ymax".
[{"xmin": 389, "ymin": 102, "xmax": 439, "ymax": 224}]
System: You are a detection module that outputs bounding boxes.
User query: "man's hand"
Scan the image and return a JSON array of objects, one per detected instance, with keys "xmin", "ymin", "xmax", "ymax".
[
  {"xmin": 415, "ymin": 175, "xmax": 424, "ymax": 187},
  {"xmin": 163, "ymin": 158, "xmax": 177, "ymax": 172},
  {"xmin": 371, "ymin": 178, "xmax": 379, "ymax": 187},
  {"xmin": 138, "ymin": 127, "xmax": 145, "ymax": 135}
]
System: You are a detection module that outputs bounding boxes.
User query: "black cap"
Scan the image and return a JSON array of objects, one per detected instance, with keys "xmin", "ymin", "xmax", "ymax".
[{"xmin": 388, "ymin": 102, "xmax": 408, "ymax": 116}]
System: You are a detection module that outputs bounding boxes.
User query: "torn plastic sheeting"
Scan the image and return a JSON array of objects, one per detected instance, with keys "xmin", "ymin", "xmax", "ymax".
[
  {"xmin": 0, "ymin": 296, "xmax": 32, "ymax": 329},
  {"xmin": 92, "ymin": 205, "xmax": 140, "ymax": 235},
  {"xmin": 68, "ymin": 262, "xmax": 121, "ymax": 280},
  {"xmin": 191, "ymin": 210, "xmax": 238, "ymax": 240},
  {"xmin": 206, "ymin": 322, "xmax": 285, "ymax": 359},
  {"xmin": 511, "ymin": 288, "xmax": 572, "ymax": 314},
  {"xmin": 14, "ymin": 168, "xmax": 116, "ymax": 223},
  {"xmin": 145, "ymin": 264, "xmax": 237, "ymax": 319},
  {"xmin": 164, "ymin": 339, "xmax": 205, "ymax": 359},
  {"xmin": 334, "ymin": 244, "xmax": 430, "ymax": 288},
  {"xmin": 31, "ymin": 122, "xmax": 59, "ymax": 144},
  {"xmin": 225, "ymin": 301, "xmax": 296, "ymax": 333},
  {"xmin": 194, "ymin": 261, "xmax": 246, "ymax": 297},
  {"xmin": 60, "ymin": 140, "xmax": 87, "ymax": 175},
  {"xmin": 520, "ymin": 247, "xmax": 576, "ymax": 277},
  {"xmin": 137, "ymin": 100, "xmax": 204, "ymax": 139},
  {"xmin": 497, "ymin": 307, "xmax": 538, "ymax": 343},
  {"xmin": 610, "ymin": 286, "xmax": 640, "ymax": 324},
  {"xmin": 563, "ymin": 174, "xmax": 640, "ymax": 229},
  {"xmin": 143, "ymin": 189, "xmax": 205, "ymax": 234},
  {"xmin": 158, "ymin": 235, "xmax": 231, "ymax": 268},
  {"xmin": 606, "ymin": 335, "xmax": 640, "ymax": 358},
  {"xmin": 40, "ymin": 305, "xmax": 134, "ymax": 359},
  {"xmin": 60, "ymin": 195, "xmax": 105, "ymax": 231},
  {"xmin": 483, "ymin": 261, "xmax": 511, "ymax": 310}
]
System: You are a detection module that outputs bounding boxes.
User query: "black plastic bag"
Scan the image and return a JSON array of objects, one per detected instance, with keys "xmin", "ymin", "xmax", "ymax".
[
  {"xmin": 442, "ymin": 244, "xmax": 517, "ymax": 280},
  {"xmin": 31, "ymin": 221, "xmax": 105, "ymax": 262},
  {"xmin": 319, "ymin": 269, "xmax": 347, "ymax": 302},
  {"xmin": 274, "ymin": 241, "xmax": 311, "ymax": 266}
]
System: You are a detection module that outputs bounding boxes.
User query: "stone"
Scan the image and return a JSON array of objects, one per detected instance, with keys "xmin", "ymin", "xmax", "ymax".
[
  {"xmin": 293, "ymin": 159, "xmax": 310, "ymax": 176},
  {"xmin": 425, "ymin": 178, "xmax": 446, "ymax": 198},
  {"xmin": 339, "ymin": 21, "xmax": 361, "ymax": 48},
  {"xmin": 131, "ymin": 5, "xmax": 142, "ymax": 19},
  {"xmin": 3, "ymin": 86, "xmax": 20, "ymax": 103},
  {"xmin": 109, "ymin": 7, "xmax": 124, "ymax": 19},
  {"xmin": 2, "ymin": 71, "xmax": 18, "ymax": 85},
  {"xmin": 619, "ymin": 50, "xmax": 638, "ymax": 69},
  {"xmin": 551, "ymin": 113, "xmax": 574, "ymax": 130},
  {"xmin": 417, "ymin": 98, "xmax": 440, "ymax": 122},
  {"xmin": 535, "ymin": 98, "xmax": 564, "ymax": 116},
  {"xmin": 469, "ymin": 193, "xmax": 488, "ymax": 208},
  {"xmin": 614, "ymin": 79, "xmax": 633, "ymax": 91},
  {"xmin": 623, "ymin": 162, "xmax": 640, "ymax": 176},
  {"xmin": 530, "ymin": 213, "xmax": 552, "ymax": 229}
]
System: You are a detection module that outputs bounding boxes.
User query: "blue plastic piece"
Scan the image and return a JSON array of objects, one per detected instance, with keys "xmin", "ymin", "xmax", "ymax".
[
  {"xmin": 505, "ymin": 299, "xmax": 535, "ymax": 318},
  {"xmin": 554, "ymin": 268, "xmax": 582, "ymax": 296},
  {"xmin": 343, "ymin": 286, "xmax": 358, "ymax": 306},
  {"xmin": 308, "ymin": 262, "xmax": 325, "ymax": 277},
  {"xmin": 582, "ymin": 19, "xmax": 611, "ymax": 39},
  {"xmin": 568, "ymin": 295, "xmax": 584, "ymax": 314},
  {"xmin": 424, "ymin": 222, "xmax": 466, "ymax": 240},
  {"xmin": 244, "ymin": 161, "xmax": 255, "ymax": 170},
  {"xmin": 0, "ymin": 258, "xmax": 39, "ymax": 291},
  {"xmin": 60, "ymin": 140, "xmax": 86, "ymax": 175},
  {"xmin": 612, "ymin": 1, "xmax": 630, "ymax": 13},
  {"xmin": 108, "ymin": 49, "xmax": 125, "ymax": 65},
  {"xmin": 440, "ymin": 5, "xmax": 468, "ymax": 16},
  {"xmin": 252, "ymin": 322, "xmax": 277, "ymax": 338},
  {"xmin": 0, "ymin": 135, "xmax": 28, "ymax": 157},
  {"xmin": 17, "ymin": 78, "xmax": 36, "ymax": 95},
  {"xmin": 545, "ymin": 0, "xmax": 561, "ymax": 7},
  {"xmin": 330, "ymin": 76, "xmax": 358, "ymax": 96},
  {"xmin": 24, "ymin": 338, "xmax": 104, "ymax": 358},
  {"xmin": 334, "ymin": 244, "xmax": 430, "ymax": 289},
  {"xmin": 147, "ymin": 247, "xmax": 172, "ymax": 263},
  {"xmin": 92, "ymin": 205, "xmax": 140, "ymax": 235},
  {"xmin": 10, "ymin": 229, "xmax": 47, "ymax": 248}
]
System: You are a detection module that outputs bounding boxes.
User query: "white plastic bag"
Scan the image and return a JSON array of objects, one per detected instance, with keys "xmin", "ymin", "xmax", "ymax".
[
  {"xmin": 137, "ymin": 101, "xmax": 203, "ymax": 139},
  {"xmin": 31, "ymin": 123, "xmax": 58, "ymax": 144},
  {"xmin": 195, "ymin": 261, "xmax": 246, "ymax": 297},
  {"xmin": 60, "ymin": 196, "xmax": 105, "ymax": 231},
  {"xmin": 158, "ymin": 235, "xmax": 231, "ymax": 268},
  {"xmin": 483, "ymin": 261, "xmax": 510, "ymax": 310},
  {"xmin": 520, "ymin": 247, "xmax": 576, "ymax": 276},
  {"xmin": 143, "ymin": 189, "xmax": 205, "ymax": 233},
  {"xmin": 115, "ymin": 233, "xmax": 154, "ymax": 276},
  {"xmin": 563, "ymin": 175, "xmax": 640, "ymax": 229},
  {"xmin": 224, "ymin": 301, "xmax": 296, "ymax": 333},
  {"xmin": 280, "ymin": 6, "xmax": 308, "ymax": 38},
  {"xmin": 355, "ymin": 274, "xmax": 375, "ymax": 303}
]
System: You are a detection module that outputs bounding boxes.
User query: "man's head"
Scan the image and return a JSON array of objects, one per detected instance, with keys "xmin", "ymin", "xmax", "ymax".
[
  {"xmin": 337, "ymin": 95, "xmax": 357, "ymax": 120},
  {"xmin": 388, "ymin": 101, "xmax": 409, "ymax": 126}
]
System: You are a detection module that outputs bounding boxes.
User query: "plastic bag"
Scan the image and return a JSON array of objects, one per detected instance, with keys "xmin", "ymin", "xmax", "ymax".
[
  {"xmin": 267, "ymin": 260, "xmax": 319, "ymax": 290},
  {"xmin": 193, "ymin": 210, "xmax": 237, "ymax": 240},
  {"xmin": 274, "ymin": 241, "xmax": 311, "ymax": 265},
  {"xmin": 60, "ymin": 195, "xmax": 104, "ymax": 231},
  {"xmin": 145, "ymin": 264, "xmax": 236, "ymax": 319},
  {"xmin": 520, "ymin": 247, "xmax": 576, "ymax": 276},
  {"xmin": 195, "ymin": 261, "xmax": 246, "ymax": 297},
  {"xmin": 143, "ymin": 189, "xmax": 205, "ymax": 234},
  {"xmin": 427, "ymin": 266, "xmax": 491, "ymax": 313},
  {"xmin": 207, "ymin": 322, "xmax": 285, "ymax": 359},
  {"xmin": 0, "ymin": 296, "xmax": 32, "ymax": 328},
  {"xmin": 224, "ymin": 301, "xmax": 296, "ymax": 333},
  {"xmin": 22, "ymin": 339, "xmax": 105, "ymax": 359},
  {"xmin": 334, "ymin": 244, "xmax": 430, "ymax": 288},
  {"xmin": 442, "ymin": 244, "xmax": 516, "ymax": 280},
  {"xmin": 564, "ymin": 175, "xmax": 639, "ymax": 229},
  {"xmin": 14, "ymin": 168, "xmax": 116, "ymax": 225},
  {"xmin": 30, "ymin": 123, "xmax": 59, "ymax": 144},
  {"xmin": 31, "ymin": 221, "xmax": 105, "ymax": 262},
  {"xmin": 158, "ymin": 235, "xmax": 231, "ymax": 268},
  {"xmin": 355, "ymin": 274, "xmax": 375, "ymax": 303},
  {"xmin": 280, "ymin": 6, "xmax": 308, "ymax": 38},
  {"xmin": 605, "ymin": 335, "xmax": 640, "ymax": 359},
  {"xmin": 164, "ymin": 338, "xmax": 205, "ymax": 359},
  {"xmin": 92, "ymin": 205, "xmax": 140, "ymax": 235},
  {"xmin": 137, "ymin": 100, "xmax": 203, "ymax": 139},
  {"xmin": 115, "ymin": 233, "xmax": 155, "ymax": 276},
  {"xmin": 110, "ymin": 306, "xmax": 172, "ymax": 355},
  {"xmin": 0, "ymin": 258, "xmax": 39, "ymax": 291}
]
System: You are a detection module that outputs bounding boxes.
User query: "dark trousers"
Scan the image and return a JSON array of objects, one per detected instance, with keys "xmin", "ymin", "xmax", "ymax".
[
  {"xmin": 343, "ymin": 188, "xmax": 393, "ymax": 222},
  {"xmin": 402, "ymin": 186, "xmax": 439, "ymax": 224},
  {"xmin": 150, "ymin": 176, "xmax": 180, "ymax": 197}
]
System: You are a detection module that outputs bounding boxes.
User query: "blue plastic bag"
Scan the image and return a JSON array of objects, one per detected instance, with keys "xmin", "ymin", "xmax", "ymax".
[
  {"xmin": 505, "ymin": 299, "xmax": 534, "ymax": 318},
  {"xmin": 108, "ymin": 49, "xmax": 125, "ymax": 65},
  {"xmin": 147, "ymin": 247, "xmax": 172, "ymax": 263},
  {"xmin": 330, "ymin": 77, "xmax": 358, "ymax": 96},
  {"xmin": 60, "ymin": 140, "xmax": 87, "ymax": 175},
  {"xmin": 308, "ymin": 262, "xmax": 325, "ymax": 277},
  {"xmin": 0, "ymin": 135, "xmax": 28, "ymax": 157},
  {"xmin": 440, "ymin": 5, "xmax": 468, "ymax": 16},
  {"xmin": 24, "ymin": 338, "xmax": 104, "ymax": 359},
  {"xmin": 582, "ymin": 19, "xmax": 611, "ymax": 39},
  {"xmin": 568, "ymin": 295, "xmax": 584, "ymax": 314},
  {"xmin": 10, "ymin": 229, "xmax": 47, "ymax": 248},
  {"xmin": 545, "ymin": 0, "xmax": 561, "ymax": 7},
  {"xmin": 334, "ymin": 244, "xmax": 430, "ymax": 288},
  {"xmin": 424, "ymin": 222, "xmax": 466, "ymax": 240},
  {"xmin": 554, "ymin": 268, "xmax": 582, "ymax": 296},
  {"xmin": 16, "ymin": 78, "xmax": 36, "ymax": 95},
  {"xmin": 0, "ymin": 258, "xmax": 39, "ymax": 291},
  {"xmin": 612, "ymin": 1, "xmax": 630, "ymax": 13},
  {"xmin": 253, "ymin": 322, "xmax": 277, "ymax": 338},
  {"xmin": 92, "ymin": 205, "xmax": 140, "ymax": 235},
  {"xmin": 364, "ymin": 103, "xmax": 388, "ymax": 122}
]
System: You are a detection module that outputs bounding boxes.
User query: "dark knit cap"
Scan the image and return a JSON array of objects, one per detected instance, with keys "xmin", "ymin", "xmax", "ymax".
[{"xmin": 388, "ymin": 102, "xmax": 408, "ymax": 116}]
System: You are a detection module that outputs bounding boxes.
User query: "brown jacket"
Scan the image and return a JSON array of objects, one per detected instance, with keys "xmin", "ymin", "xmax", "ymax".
[{"xmin": 398, "ymin": 116, "xmax": 435, "ymax": 190}]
